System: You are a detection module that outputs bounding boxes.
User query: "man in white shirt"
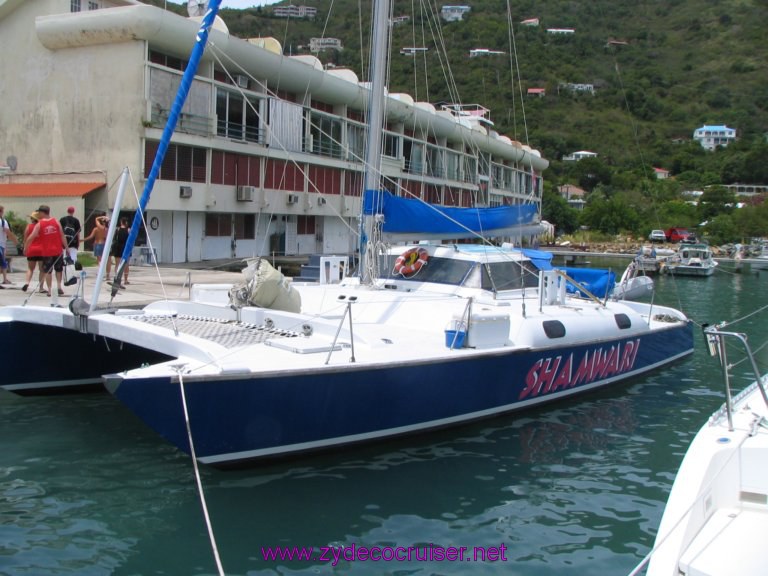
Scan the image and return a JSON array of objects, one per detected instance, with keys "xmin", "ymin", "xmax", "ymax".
[{"xmin": 0, "ymin": 205, "xmax": 19, "ymax": 285}]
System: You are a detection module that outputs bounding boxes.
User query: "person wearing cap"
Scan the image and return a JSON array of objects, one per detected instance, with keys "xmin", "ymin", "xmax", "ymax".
[
  {"xmin": 25, "ymin": 205, "xmax": 67, "ymax": 297},
  {"xmin": 59, "ymin": 206, "xmax": 81, "ymax": 267},
  {"xmin": 22, "ymin": 211, "xmax": 44, "ymax": 292},
  {"xmin": 0, "ymin": 205, "xmax": 19, "ymax": 285}
]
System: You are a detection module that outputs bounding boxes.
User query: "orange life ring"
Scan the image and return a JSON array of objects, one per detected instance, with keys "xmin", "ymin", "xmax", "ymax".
[{"xmin": 393, "ymin": 247, "xmax": 429, "ymax": 278}]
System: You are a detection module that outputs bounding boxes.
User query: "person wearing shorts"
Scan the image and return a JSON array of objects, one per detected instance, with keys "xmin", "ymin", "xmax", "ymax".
[
  {"xmin": 25, "ymin": 205, "xmax": 67, "ymax": 296},
  {"xmin": 83, "ymin": 215, "xmax": 108, "ymax": 265}
]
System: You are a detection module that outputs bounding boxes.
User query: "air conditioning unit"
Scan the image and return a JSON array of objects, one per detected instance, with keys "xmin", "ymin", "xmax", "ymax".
[
  {"xmin": 236, "ymin": 75, "xmax": 249, "ymax": 89},
  {"xmin": 179, "ymin": 186, "xmax": 192, "ymax": 198},
  {"xmin": 286, "ymin": 193, "xmax": 299, "ymax": 205},
  {"xmin": 236, "ymin": 185, "xmax": 256, "ymax": 202},
  {"xmin": 317, "ymin": 197, "xmax": 327, "ymax": 206}
]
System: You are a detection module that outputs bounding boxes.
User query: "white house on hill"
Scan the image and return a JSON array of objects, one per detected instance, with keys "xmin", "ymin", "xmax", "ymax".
[{"xmin": 693, "ymin": 125, "xmax": 736, "ymax": 150}]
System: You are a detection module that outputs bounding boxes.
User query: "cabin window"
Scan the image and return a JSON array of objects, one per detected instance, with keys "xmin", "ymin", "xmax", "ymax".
[
  {"xmin": 614, "ymin": 314, "xmax": 632, "ymax": 329},
  {"xmin": 481, "ymin": 261, "xmax": 540, "ymax": 291},
  {"xmin": 542, "ymin": 320, "xmax": 566, "ymax": 339},
  {"xmin": 383, "ymin": 255, "xmax": 473, "ymax": 286}
]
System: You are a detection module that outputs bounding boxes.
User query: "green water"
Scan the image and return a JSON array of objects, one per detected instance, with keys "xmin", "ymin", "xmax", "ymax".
[{"xmin": 1, "ymin": 264, "xmax": 767, "ymax": 575}]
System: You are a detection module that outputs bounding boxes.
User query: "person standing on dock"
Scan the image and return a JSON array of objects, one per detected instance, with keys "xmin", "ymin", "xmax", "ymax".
[
  {"xmin": 81, "ymin": 215, "xmax": 108, "ymax": 265},
  {"xmin": 59, "ymin": 206, "xmax": 81, "ymax": 267},
  {"xmin": 0, "ymin": 206, "xmax": 19, "ymax": 286},
  {"xmin": 24, "ymin": 205, "xmax": 67, "ymax": 297}
]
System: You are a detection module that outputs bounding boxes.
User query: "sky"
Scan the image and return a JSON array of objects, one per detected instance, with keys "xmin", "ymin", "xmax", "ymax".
[{"xmin": 168, "ymin": 0, "xmax": 282, "ymax": 9}]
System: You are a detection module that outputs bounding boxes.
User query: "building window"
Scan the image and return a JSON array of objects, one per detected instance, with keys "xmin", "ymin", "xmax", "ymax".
[
  {"xmin": 297, "ymin": 215, "xmax": 316, "ymax": 235},
  {"xmin": 234, "ymin": 213, "xmax": 256, "ymax": 239},
  {"xmin": 309, "ymin": 112, "xmax": 342, "ymax": 158},
  {"xmin": 148, "ymin": 50, "xmax": 187, "ymax": 72},
  {"xmin": 145, "ymin": 142, "xmax": 207, "ymax": 183},
  {"xmin": 88, "ymin": 1, "xmax": 99, "ymax": 9},
  {"xmin": 215, "ymin": 90, "xmax": 261, "ymax": 143},
  {"xmin": 204, "ymin": 214, "xmax": 232, "ymax": 237},
  {"xmin": 383, "ymin": 133, "xmax": 399, "ymax": 158},
  {"xmin": 71, "ymin": 0, "xmax": 81, "ymax": 12}
]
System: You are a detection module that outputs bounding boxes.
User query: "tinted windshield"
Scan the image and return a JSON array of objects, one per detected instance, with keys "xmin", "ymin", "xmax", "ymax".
[{"xmin": 382, "ymin": 254, "xmax": 540, "ymax": 291}]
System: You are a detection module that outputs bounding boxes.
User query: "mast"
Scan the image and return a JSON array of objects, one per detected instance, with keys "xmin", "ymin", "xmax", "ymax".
[
  {"xmin": 359, "ymin": 0, "xmax": 391, "ymax": 284},
  {"xmin": 111, "ymin": 0, "xmax": 223, "ymax": 297}
]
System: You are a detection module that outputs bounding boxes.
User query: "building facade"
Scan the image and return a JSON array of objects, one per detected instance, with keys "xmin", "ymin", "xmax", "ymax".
[{"xmin": 0, "ymin": 0, "xmax": 548, "ymax": 264}]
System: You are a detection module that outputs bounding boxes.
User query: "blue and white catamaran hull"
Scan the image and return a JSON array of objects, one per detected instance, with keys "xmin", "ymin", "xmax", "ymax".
[{"xmin": 93, "ymin": 266, "xmax": 693, "ymax": 466}]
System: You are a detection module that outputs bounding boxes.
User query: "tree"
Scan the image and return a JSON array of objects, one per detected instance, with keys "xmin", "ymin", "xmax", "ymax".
[{"xmin": 542, "ymin": 188, "xmax": 580, "ymax": 235}]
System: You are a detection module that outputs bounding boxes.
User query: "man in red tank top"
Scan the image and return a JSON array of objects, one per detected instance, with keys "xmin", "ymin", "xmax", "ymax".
[{"xmin": 25, "ymin": 205, "xmax": 67, "ymax": 297}]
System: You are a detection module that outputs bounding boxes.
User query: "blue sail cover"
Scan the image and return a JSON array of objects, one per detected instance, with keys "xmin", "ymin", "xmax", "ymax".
[{"xmin": 363, "ymin": 190, "xmax": 540, "ymax": 238}]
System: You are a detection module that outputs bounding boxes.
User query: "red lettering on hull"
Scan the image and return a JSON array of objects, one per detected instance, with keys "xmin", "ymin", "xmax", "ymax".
[{"xmin": 520, "ymin": 339, "xmax": 641, "ymax": 400}]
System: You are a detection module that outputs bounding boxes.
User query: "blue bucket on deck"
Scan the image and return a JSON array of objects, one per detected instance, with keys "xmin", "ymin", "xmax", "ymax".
[{"xmin": 444, "ymin": 329, "xmax": 466, "ymax": 349}]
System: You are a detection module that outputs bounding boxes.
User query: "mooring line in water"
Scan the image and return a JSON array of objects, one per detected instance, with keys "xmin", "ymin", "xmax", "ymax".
[{"xmin": 177, "ymin": 368, "xmax": 225, "ymax": 576}]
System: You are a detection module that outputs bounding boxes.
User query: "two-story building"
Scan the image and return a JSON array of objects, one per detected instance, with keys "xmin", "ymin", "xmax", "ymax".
[{"xmin": 693, "ymin": 125, "xmax": 736, "ymax": 150}]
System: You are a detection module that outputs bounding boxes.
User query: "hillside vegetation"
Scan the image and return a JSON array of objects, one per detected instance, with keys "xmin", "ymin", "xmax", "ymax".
[{"xmin": 157, "ymin": 0, "xmax": 768, "ymax": 242}]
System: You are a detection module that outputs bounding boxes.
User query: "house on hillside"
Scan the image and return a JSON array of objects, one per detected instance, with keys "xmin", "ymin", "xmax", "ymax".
[
  {"xmin": 273, "ymin": 5, "xmax": 317, "ymax": 18},
  {"xmin": 527, "ymin": 88, "xmax": 546, "ymax": 98},
  {"xmin": 441, "ymin": 6, "xmax": 471, "ymax": 22},
  {"xmin": 559, "ymin": 83, "xmax": 595, "ymax": 94},
  {"xmin": 558, "ymin": 184, "xmax": 586, "ymax": 210},
  {"xmin": 520, "ymin": 18, "xmax": 539, "ymax": 26},
  {"xmin": 653, "ymin": 167, "xmax": 670, "ymax": 180},
  {"xmin": 693, "ymin": 124, "xmax": 736, "ymax": 150},
  {"xmin": 563, "ymin": 151, "xmax": 597, "ymax": 162},
  {"xmin": 309, "ymin": 37, "xmax": 342, "ymax": 52},
  {"xmin": 547, "ymin": 28, "xmax": 575, "ymax": 35},
  {"xmin": 469, "ymin": 49, "xmax": 504, "ymax": 57}
]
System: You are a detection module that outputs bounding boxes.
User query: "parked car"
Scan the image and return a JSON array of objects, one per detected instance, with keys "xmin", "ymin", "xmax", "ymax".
[
  {"xmin": 680, "ymin": 234, "xmax": 699, "ymax": 244},
  {"xmin": 649, "ymin": 229, "xmax": 666, "ymax": 243},
  {"xmin": 665, "ymin": 227, "xmax": 691, "ymax": 243}
]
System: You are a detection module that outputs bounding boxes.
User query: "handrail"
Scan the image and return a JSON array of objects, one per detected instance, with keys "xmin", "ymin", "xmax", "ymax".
[{"xmin": 703, "ymin": 324, "xmax": 768, "ymax": 431}]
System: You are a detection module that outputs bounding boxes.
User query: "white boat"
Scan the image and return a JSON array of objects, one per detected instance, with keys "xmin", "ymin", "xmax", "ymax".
[
  {"xmin": 613, "ymin": 257, "xmax": 654, "ymax": 300},
  {"xmin": 643, "ymin": 326, "xmax": 768, "ymax": 576},
  {"xmin": 660, "ymin": 244, "xmax": 718, "ymax": 277},
  {"xmin": 0, "ymin": 0, "xmax": 695, "ymax": 466},
  {"xmin": 751, "ymin": 243, "xmax": 768, "ymax": 271}
]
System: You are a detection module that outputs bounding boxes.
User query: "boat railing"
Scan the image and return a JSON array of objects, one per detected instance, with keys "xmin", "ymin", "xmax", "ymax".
[{"xmin": 703, "ymin": 324, "xmax": 768, "ymax": 431}]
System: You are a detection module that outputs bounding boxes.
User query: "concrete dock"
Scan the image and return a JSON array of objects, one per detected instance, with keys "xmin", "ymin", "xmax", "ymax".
[{"xmin": 0, "ymin": 262, "xmax": 245, "ymax": 308}]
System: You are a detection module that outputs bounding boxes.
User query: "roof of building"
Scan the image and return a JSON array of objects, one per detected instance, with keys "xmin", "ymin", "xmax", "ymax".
[{"xmin": 0, "ymin": 182, "xmax": 104, "ymax": 198}]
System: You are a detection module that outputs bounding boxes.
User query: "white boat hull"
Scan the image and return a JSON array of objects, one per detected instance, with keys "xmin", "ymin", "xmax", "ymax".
[{"xmin": 647, "ymin": 363, "xmax": 768, "ymax": 575}]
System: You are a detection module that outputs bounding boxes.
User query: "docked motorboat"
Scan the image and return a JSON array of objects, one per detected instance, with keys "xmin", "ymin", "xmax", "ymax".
[{"xmin": 661, "ymin": 244, "xmax": 718, "ymax": 277}]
